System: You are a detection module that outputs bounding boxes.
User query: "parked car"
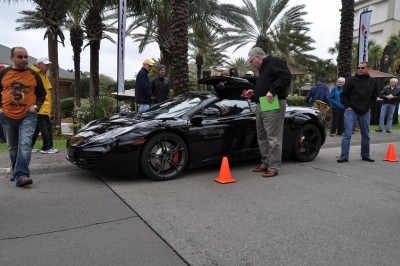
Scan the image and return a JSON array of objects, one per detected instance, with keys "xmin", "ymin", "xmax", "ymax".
[{"xmin": 67, "ymin": 76, "xmax": 326, "ymax": 181}]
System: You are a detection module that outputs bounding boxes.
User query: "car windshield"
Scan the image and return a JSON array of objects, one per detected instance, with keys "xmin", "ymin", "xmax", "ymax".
[{"xmin": 139, "ymin": 94, "xmax": 207, "ymax": 119}]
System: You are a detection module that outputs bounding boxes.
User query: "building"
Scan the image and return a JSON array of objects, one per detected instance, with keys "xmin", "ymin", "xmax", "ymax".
[
  {"xmin": 0, "ymin": 44, "xmax": 74, "ymax": 99},
  {"xmin": 353, "ymin": 0, "xmax": 400, "ymax": 46}
]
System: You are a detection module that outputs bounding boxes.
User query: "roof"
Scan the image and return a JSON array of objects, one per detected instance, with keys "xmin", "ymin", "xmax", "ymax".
[
  {"xmin": 0, "ymin": 43, "xmax": 74, "ymax": 81},
  {"xmin": 288, "ymin": 64, "xmax": 308, "ymax": 75},
  {"xmin": 368, "ymin": 69, "xmax": 397, "ymax": 78}
]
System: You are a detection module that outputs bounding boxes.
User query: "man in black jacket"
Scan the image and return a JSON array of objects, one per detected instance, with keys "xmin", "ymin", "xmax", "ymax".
[
  {"xmin": 337, "ymin": 62, "xmax": 378, "ymax": 163},
  {"xmin": 375, "ymin": 78, "xmax": 399, "ymax": 133},
  {"xmin": 150, "ymin": 64, "xmax": 170, "ymax": 104},
  {"xmin": 243, "ymin": 47, "xmax": 292, "ymax": 177},
  {"xmin": 135, "ymin": 59, "xmax": 154, "ymax": 112}
]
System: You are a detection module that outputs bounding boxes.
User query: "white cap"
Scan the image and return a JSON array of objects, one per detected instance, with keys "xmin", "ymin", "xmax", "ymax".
[
  {"xmin": 245, "ymin": 70, "xmax": 254, "ymax": 76},
  {"xmin": 36, "ymin": 57, "xmax": 51, "ymax": 65}
]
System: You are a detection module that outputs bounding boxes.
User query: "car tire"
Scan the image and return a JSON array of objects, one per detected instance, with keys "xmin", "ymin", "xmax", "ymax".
[
  {"xmin": 140, "ymin": 132, "xmax": 189, "ymax": 181},
  {"xmin": 291, "ymin": 124, "xmax": 322, "ymax": 162}
]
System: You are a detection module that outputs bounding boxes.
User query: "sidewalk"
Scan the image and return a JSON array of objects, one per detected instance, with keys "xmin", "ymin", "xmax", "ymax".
[{"xmin": 0, "ymin": 129, "xmax": 399, "ymax": 176}]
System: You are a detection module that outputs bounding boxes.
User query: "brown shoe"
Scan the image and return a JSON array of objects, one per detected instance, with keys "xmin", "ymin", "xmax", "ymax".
[
  {"xmin": 262, "ymin": 170, "xmax": 278, "ymax": 178},
  {"xmin": 16, "ymin": 176, "xmax": 33, "ymax": 187},
  {"xmin": 253, "ymin": 165, "xmax": 268, "ymax": 172}
]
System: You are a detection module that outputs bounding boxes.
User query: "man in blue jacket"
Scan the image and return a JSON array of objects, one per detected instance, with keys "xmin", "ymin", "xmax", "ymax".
[
  {"xmin": 135, "ymin": 59, "xmax": 154, "ymax": 112},
  {"xmin": 305, "ymin": 76, "xmax": 330, "ymax": 107}
]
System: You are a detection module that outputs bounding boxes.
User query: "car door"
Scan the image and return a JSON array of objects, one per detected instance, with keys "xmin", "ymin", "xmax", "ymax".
[{"xmin": 187, "ymin": 99, "xmax": 257, "ymax": 166}]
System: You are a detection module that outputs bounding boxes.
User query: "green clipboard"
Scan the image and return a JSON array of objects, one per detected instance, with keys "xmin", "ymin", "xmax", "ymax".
[{"xmin": 259, "ymin": 95, "xmax": 280, "ymax": 111}]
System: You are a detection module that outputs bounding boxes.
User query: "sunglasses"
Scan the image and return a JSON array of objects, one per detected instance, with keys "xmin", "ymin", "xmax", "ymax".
[
  {"xmin": 357, "ymin": 67, "xmax": 366, "ymax": 70},
  {"xmin": 16, "ymin": 55, "xmax": 29, "ymax": 59}
]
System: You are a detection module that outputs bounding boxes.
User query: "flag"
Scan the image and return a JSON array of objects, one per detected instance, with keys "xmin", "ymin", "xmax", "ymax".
[
  {"xmin": 358, "ymin": 10, "xmax": 372, "ymax": 64},
  {"xmin": 117, "ymin": 0, "xmax": 127, "ymax": 94},
  {"xmin": 379, "ymin": 45, "xmax": 393, "ymax": 73}
]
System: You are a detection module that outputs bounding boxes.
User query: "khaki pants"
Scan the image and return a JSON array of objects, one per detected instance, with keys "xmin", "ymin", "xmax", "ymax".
[{"xmin": 255, "ymin": 100, "xmax": 286, "ymax": 172}]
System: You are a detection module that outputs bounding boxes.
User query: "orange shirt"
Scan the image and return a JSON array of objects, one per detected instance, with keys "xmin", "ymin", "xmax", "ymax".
[{"xmin": 0, "ymin": 67, "xmax": 46, "ymax": 119}]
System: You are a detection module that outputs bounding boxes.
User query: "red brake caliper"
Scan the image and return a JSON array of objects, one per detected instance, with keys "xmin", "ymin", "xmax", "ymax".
[{"xmin": 172, "ymin": 152, "xmax": 179, "ymax": 164}]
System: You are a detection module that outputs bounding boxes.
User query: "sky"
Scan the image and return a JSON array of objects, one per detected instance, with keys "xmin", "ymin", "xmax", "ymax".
[{"xmin": 0, "ymin": 0, "xmax": 341, "ymax": 80}]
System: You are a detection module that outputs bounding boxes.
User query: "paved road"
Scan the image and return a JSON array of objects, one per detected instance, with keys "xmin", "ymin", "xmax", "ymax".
[{"xmin": 1, "ymin": 131, "xmax": 400, "ymax": 265}]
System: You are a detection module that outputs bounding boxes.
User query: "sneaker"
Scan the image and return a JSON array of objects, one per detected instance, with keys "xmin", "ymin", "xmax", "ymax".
[
  {"xmin": 375, "ymin": 129, "xmax": 383, "ymax": 132},
  {"xmin": 329, "ymin": 133, "xmax": 335, "ymax": 137},
  {"xmin": 31, "ymin": 148, "xmax": 38, "ymax": 153},
  {"xmin": 386, "ymin": 130, "xmax": 391, "ymax": 133},
  {"xmin": 16, "ymin": 176, "xmax": 33, "ymax": 187},
  {"xmin": 40, "ymin": 148, "xmax": 59, "ymax": 154}
]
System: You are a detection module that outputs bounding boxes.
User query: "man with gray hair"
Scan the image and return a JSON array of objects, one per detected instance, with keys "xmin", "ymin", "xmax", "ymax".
[
  {"xmin": 242, "ymin": 47, "xmax": 292, "ymax": 177},
  {"xmin": 375, "ymin": 77, "xmax": 399, "ymax": 133}
]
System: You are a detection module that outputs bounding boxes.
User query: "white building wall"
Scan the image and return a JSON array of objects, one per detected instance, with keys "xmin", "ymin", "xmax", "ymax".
[{"xmin": 353, "ymin": 0, "xmax": 400, "ymax": 46}]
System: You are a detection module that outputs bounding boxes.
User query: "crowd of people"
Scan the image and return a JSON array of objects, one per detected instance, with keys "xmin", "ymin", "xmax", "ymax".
[{"xmin": 1, "ymin": 45, "xmax": 399, "ymax": 188}]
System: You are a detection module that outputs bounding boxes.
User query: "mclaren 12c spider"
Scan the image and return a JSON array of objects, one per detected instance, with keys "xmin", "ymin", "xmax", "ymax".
[{"xmin": 67, "ymin": 76, "xmax": 326, "ymax": 181}]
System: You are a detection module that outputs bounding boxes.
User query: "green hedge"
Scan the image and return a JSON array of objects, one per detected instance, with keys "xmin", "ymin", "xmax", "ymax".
[{"xmin": 287, "ymin": 96, "xmax": 306, "ymax": 106}]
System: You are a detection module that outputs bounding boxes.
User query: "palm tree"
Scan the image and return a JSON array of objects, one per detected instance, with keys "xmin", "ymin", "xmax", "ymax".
[
  {"xmin": 65, "ymin": 1, "xmax": 86, "ymax": 109},
  {"xmin": 387, "ymin": 32, "xmax": 400, "ymax": 74},
  {"xmin": 368, "ymin": 40, "xmax": 383, "ymax": 70},
  {"xmin": 82, "ymin": 0, "xmax": 114, "ymax": 100},
  {"xmin": 171, "ymin": 0, "xmax": 189, "ymax": 95},
  {"xmin": 128, "ymin": 0, "xmax": 174, "ymax": 71},
  {"xmin": 337, "ymin": 0, "xmax": 355, "ymax": 79},
  {"xmin": 82, "ymin": 0, "xmax": 147, "ymax": 101},
  {"xmin": 227, "ymin": 57, "xmax": 254, "ymax": 77},
  {"xmin": 220, "ymin": 0, "xmax": 314, "ymax": 64},
  {"xmin": 128, "ymin": 0, "xmax": 239, "ymax": 94},
  {"xmin": 14, "ymin": 0, "xmax": 70, "ymax": 134},
  {"xmin": 189, "ymin": 25, "xmax": 229, "ymax": 90}
]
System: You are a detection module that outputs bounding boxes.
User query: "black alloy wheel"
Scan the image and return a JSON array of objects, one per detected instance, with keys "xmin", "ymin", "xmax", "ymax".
[
  {"xmin": 140, "ymin": 132, "xmax": 189, "ymax": 181},
  {"xmin": 292, "ymin": 124, "xmax": 322, "ymax": 162}
]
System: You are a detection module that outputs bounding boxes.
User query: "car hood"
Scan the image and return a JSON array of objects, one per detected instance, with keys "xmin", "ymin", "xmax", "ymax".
[{"xmin": 69, "ymin": 113, "xmax": 172, "ymax": 146}]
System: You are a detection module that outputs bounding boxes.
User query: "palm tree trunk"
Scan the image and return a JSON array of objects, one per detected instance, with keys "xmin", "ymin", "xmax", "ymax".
[
  {"xmin": 89, "ymin": 40, "xmax": 100, "ymax": 100},
  {"xmin": 171, "ymin": 0, "xmax": 189, "ymax": 95},
  {"xmin": 338, "ymin": 0, "xmax": 355, "ymax": 78},
  {"xmin": 48, "ymin": 32, "xmax": 61, "ymax": 135}
]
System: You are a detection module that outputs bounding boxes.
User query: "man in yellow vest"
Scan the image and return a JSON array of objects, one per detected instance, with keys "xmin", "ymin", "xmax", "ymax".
[{"xmin": 31, "ymin": 57, "xmax": 58, "ymax": 154}]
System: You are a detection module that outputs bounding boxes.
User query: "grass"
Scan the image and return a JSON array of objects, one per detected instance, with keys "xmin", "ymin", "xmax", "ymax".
[{"xmin": 0, "ymin": 138, "xmax": 67, "ymax": 152}]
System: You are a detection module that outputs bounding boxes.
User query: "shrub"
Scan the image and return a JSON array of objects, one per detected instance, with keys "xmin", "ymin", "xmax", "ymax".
[
  {"xmin": 287, "ymin": 96, "xmax": 306, "ymax": 106},
  {"xmin": 60, "ymin": 97, "xmax": 75, "ymax": 117},
  {"xmin": 76, "ymin": 96, "xmax": 118, "ymax": 124}
]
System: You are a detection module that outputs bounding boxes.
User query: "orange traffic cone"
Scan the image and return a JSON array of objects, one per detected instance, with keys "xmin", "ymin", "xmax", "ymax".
[
  {"xmin": 383, "ymin": 143, "xmax": 399, "ymax": 162},
  {"xmin": 214, "ymin": 157, "xmax": 237, "ymax": 184}
]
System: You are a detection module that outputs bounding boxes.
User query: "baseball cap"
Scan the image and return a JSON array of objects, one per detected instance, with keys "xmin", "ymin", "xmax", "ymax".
[
  {"xmin": 143, "ymin": 58, "xmax": 154, "ymax": 66},
  {"xmin": 245, "ymin": 70, "xmax": 254, "ymax": 76},
  {"xmin": 36, "ymin": 57, "xmax": 51, "ymax": 64}
]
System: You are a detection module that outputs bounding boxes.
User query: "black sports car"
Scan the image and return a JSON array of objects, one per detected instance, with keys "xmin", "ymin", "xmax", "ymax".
[{"xmin": 67, "ymin": 76, "xmax": 326, "ymax": 181}]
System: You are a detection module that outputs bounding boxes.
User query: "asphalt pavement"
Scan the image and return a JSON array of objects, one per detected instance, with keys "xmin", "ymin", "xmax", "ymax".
[{"xmin": 1, "ymin": 130, "xmax": 400, "ymax": 265}]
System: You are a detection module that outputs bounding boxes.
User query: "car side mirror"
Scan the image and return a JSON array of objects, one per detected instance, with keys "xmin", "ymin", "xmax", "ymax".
[{"xmin": 190, "ymin": 115, "xmax": 204, "ymax": 126}]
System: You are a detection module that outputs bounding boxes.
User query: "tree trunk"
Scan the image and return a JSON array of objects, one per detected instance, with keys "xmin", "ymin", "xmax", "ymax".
[
  {"xmin": 71, "ymin": 28, "xmax": 83, "ymax": 109},
  {"xmin": 48, "ymin": 32, "xmax": 61, "ymax": 135},
  {"xmin": 338, "ymin": 0, "xmax": 355, "ymax": 79},
  {"xmin": 171, "ymin": 0, "xmax": 189, "ymax": 95},
  {"xmin": 89, "ymin": 40, "xmax": 100, "ymax": 100}
]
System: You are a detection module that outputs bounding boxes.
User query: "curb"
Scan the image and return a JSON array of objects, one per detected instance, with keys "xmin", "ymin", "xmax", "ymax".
[{"xmin": 0, "ymin": 167, "xmax": 11, "ymax": 175}]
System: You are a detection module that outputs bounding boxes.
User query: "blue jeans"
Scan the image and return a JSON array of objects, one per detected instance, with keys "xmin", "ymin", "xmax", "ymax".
[
  {"xmin": 378, "ymin": 103, "xmax": 396, "ymax": 131},
  {"xmin": 137, "ymin": 104, "xmax": 150, "ymax": 112},
  {"xmin": 0, "ymin": 111, "xmax": 37, "ymax": 181},
  {"xmin": 340, "ymin": 110, "xmax": 371, "ymax": 160}
]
